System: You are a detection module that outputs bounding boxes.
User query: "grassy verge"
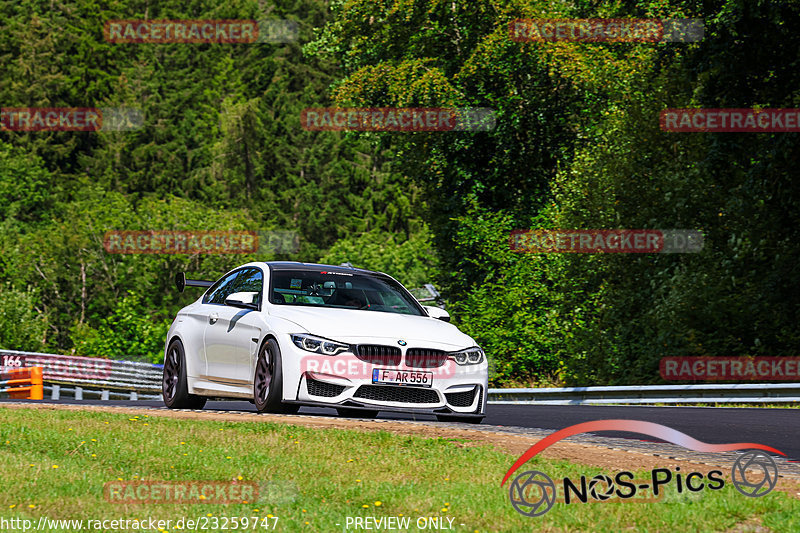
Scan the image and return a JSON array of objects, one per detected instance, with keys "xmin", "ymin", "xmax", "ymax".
[{"xmin": 0, "ymin": 407, "xmax": 797, "ymax": 532}]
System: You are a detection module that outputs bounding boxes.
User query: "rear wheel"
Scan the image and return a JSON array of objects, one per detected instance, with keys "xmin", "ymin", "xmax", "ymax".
[
  {"xmin": 254, "ymin": 338, "xmax": 298, "ymax": 414},
  {"xmin": 163, "ymin": 340, "xmax": 206, "ymax": 410},
  {"xmin": 336, "ymin": 408, "xmax": 379, "ymax": 419}
]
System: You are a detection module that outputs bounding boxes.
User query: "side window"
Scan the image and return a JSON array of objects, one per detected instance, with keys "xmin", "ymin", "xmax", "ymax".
[
  {"xmin": 230, "ymin": 268, "xmax": 264, "ymax": 306},
  {"xmin": 203, "ymin": 270, "xmax": 242, "ymax": 305}
]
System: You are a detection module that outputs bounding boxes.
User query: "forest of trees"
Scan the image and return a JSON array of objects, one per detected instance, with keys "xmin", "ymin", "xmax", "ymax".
[{"xmin": 2, "ymin": 0, "xmax": 799, "ymax": 387}]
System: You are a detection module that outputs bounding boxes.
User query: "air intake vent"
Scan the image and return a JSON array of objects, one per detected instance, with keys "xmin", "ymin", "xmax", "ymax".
[
  {"xmin": 355, "ymin": 345, "xmax": 402, "ymax": 366},
  {"xmin": 354, "ymin": 385, "xmax": 439, "ymax": 404},
  {"xmin": 307, "ymin": 377, "xmax": 346, "ymax": 398},
  {"xmin": 405, "ymin": 348, "xmax": 448, "ymax": 368},
  {"xmin": 445, "ymin": 387, "xmax": 477, "ymax": 407}
]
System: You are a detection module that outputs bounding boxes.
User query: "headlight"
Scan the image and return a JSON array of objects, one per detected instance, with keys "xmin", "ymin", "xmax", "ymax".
[
  {"xmin": 290, "ymin": 334, "xmax": 350, "ymax": 356},
  {"xmin": 450, "ymin": 347, "xmax": 484, "ymax": 365}
]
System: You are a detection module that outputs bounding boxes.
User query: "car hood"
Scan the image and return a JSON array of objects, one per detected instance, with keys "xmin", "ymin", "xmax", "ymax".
[{"xmin": 269, "ymin": 305, "xmax": 475, "ymax": 349}]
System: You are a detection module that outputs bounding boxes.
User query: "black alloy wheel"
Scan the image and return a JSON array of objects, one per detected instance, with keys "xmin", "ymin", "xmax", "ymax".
[{"xmin": 163, "ymin": 339, "xmax": 207, "ymax": 410}]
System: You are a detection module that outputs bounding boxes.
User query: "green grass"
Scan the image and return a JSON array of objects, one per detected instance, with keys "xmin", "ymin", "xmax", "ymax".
[{"xmin": 0, "ymin": 407, "xmax": 797, "ymax": 532}]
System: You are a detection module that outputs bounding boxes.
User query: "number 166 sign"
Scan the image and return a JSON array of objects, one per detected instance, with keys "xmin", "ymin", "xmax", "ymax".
[{"xmin": 1, "ymin": 355, "xmax": 23, "ymax": 367}]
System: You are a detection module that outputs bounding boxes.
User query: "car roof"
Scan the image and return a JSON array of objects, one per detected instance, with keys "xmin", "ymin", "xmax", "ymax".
[{"xmin": 264, "ymin": 261, "xmax": 388, "ymax": 278}]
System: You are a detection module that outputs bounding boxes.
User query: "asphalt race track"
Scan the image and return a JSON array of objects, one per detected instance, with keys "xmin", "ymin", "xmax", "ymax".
[{"xmin": 3, "ymin": 398, "xmax": 798, "ymax": 462}]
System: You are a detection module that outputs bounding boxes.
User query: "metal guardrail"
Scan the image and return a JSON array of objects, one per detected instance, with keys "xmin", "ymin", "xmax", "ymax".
[
  {"xmin": 488, "ymin": 383, "xmax": 800, "ymax": 405},
  {"xmin": 43, "ymin": 384, "xmax": 161, "ymax": 401},
  {"xmin": 3, "ymin": 348, "xmax": 800, "ymax": 405},
  {"xmin": 1, "ymin": 349, "xmax": 162, "ymax": 401}
]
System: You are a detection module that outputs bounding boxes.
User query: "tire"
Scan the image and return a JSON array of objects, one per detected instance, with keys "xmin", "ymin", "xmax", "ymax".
[
  {"xmin": 336, "ymin": 408, "xmax": 379, "ymax": 419},
  {"xmin": 254, "ymin": 338, "xmax": 298, "ymax": 414},
  {"xmin": 436, "ymin": 414, "xmax": 484, "ymax": 424},
  {"xmin": 163, "ymin": 339, "xmax": 207, "ymax": 410}
]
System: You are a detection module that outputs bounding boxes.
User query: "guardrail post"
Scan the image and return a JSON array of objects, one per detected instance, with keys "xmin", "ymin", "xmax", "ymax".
[
  {"xmin": 51, "ymin": 384, "xmax": 60, "ymax": 400},
  {"xmin": 29, "ymin": 366, "xmax": 43, "ymax": 400},
  {"xmin": 75, "ymin": 387, "xmax": 83, "ymax": 400},
  {"xmin": 130, "ymin": 391, "xmax": 138, "ymax": 401},
  {"xmin": 101, "ymin": 390, "xmax": 109, "ymax": 401}
]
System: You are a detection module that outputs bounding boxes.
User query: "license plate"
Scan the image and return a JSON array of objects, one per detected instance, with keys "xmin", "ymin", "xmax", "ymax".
[{"xmin": 372, "ymin": 369, "xmax": 433, "ymax": 387}]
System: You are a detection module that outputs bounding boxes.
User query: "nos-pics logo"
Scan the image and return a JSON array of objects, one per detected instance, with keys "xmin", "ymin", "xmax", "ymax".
[{"xmin": 501, "ymin": 419, "xmax": 783, "ymax": 517}]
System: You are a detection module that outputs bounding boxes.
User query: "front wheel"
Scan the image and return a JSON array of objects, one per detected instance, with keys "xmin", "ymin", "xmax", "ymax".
[
  {"xmin": 254, "ymin": 338, "xmax": 298, "ymax": 414},
  {"xmin": 162, "ymin": 339, "xmax": 206, "ymax": 410}
]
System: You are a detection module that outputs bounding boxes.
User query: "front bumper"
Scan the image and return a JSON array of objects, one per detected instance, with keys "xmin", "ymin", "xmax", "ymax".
[{"xmin": 282, "ymin": 336, "xmax": 488, "ymax": 416}]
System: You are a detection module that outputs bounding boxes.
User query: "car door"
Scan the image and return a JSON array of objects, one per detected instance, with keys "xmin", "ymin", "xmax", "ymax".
[
  {"xmin": 202, "ymin": 267, "xmax": 263, "ymax": 385},
  {"xmin": 198, "ymin": 269, "xmax": 241, "ymax": 380},
  {"xmin": 226, "ymin": 268, "xmax": 266, "ymax": 384}
]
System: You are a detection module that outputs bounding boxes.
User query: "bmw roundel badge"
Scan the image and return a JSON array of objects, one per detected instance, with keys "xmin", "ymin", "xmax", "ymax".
[{"xmin": 398, "ymin": 340, "xmax": 407, "ymax": 346}]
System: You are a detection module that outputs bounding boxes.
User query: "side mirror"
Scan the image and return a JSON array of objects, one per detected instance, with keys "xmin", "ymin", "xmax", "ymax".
[
  {"xmin": 225, "ymin": 292, "xmax": 259, "ymax": 310},
  {"xmin": 425, "ymin": 306, "xmax": 450, "ymax": 322}
]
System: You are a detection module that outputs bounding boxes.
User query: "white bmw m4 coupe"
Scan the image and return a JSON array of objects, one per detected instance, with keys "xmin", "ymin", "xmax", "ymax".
[{"xmin": 162, "ymin": 262, "xmax": 488, "ymax": 422}]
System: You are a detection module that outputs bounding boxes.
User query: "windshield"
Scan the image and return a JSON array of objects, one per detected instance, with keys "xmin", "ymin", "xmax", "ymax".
[{"xmin": 268, "ymin": 269, "xmax": 425, "ymax": 316}]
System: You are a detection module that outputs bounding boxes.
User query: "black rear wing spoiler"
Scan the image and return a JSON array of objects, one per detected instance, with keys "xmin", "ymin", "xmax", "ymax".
[{"xmin": 175, "ymin": 272, "xmax": 214, "ymax": 293}]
